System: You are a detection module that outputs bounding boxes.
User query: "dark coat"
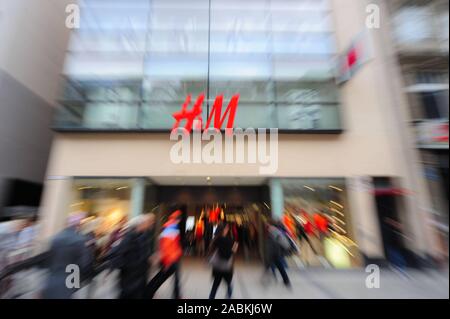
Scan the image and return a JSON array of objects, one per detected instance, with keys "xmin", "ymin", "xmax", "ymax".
[
  {"xmin": 42, "ymin": 227, "xmax": 93, "ymax": 299},
  {"xmin": 106, "ymin": 228, "xmax": 153, "ymax": 297},
  {"xmin": 264, "ymin": 226, "xmax": 285, "ymax": 265}
]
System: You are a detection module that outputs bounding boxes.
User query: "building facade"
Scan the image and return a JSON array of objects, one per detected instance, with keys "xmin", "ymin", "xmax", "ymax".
[
  {"xmin": 387, "ymin": 0, "xmax": 449, "ymax": 261},
  {"xmin": 38, "ymin": 0, "xmax": 445, "ymax": 267}
]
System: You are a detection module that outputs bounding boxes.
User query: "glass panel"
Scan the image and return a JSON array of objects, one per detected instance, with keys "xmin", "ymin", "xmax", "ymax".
[
  {"xmin": 78, "ymin": 0, "xmax": 150, "ymax": 31},
  {"xmin": 62, "ymin": 80, "xmax": 85, "ymax": 102},
  {"xmin": 232, "ymin": 103, "xmax": 275, "ymax": 129},
  {"xmin": 143, "ymin": 79, "xmax": 207, "ymax": 102},
  {"xmin": 83, "ymin": 103, "xmax": 139, "ymax": 129},
  {"xmin": 270, "ymin": 0, "xmax": 330, "ymax": 12},
  {"xmin": 275, "ymin": 80, "xmax": 340, "ymax": 130},
  {"xmin": 64, "ymin": 53, "xmax": 145, "ymax": 80},
  {"xmin": 140, "ymin": 101, "xmax": 208, "ymax": 129},
  {"xmin": 65, "ymin": 0, "xmax": 148, "ymax": 80},
  {"xmin": 209, "ymin": 80, "xmax": 273, "ymax": 103},
  {"xmin": 144, "ymin": 54, "xmax": 208, "ymax": 79},
  {"xmin": 209, "ymin": 0, "xmax": 272, "ymax": 111},
  {"xmin": 276, "ymin": 81, "xmax": 340, "ymax": 103},
  {"xmin": 144, "ymin": 0, "xmax": 209, "ymax": 118},
  {"xmin": 83, "ymin": 82, "xmax": 141, "ymax": 102},
  {"xmin": 69, "ymin": 31, "xmax": 147, "ymax": 53},
  {"xmin": 272, "ymin": 33, "xmax": 334, "ymax": 55},
  {"xmin": 277, "ymin": 104, "xmax": 340, "ymax": 130},
  {"xmin": 54, "ymin": 101, "xmax": 84, "ymax": 128}
]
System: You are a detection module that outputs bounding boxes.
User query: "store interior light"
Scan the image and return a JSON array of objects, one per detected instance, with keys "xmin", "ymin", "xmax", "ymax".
[
  {"xmin": 70, "ymin": 202, "xmax": 84, "ymax": 207},
  {"xmin": 330, "ymin": 207, "xmax": 345, "ymax": 216},
  {"xmin": 329, "ymin": 185, "xmax": 343, "ymax": 192},
  {"xmin": 78, "ymin": 186, "xmax": 93, "ymax": 190},
  {"xmin": 115, "ymin": 186, "xmax": 129, "ymax": 190},
  {"xmin": 332, "ymin": 223, "xmax": 347, "ymax": 234},
  {"xmin": 150, "ymin": 205, "xmax": 159, "ymax": 213},
  {"xmin": 332, "ymin": 216, "xmax": 346, "ymax": 225},
  {"xmin": 330, "ymin": 200, "xmax": 344, "ymax": 209},
  {"xmin": 323, "ymin": 238, "xmax": 351, "ymax": 268},
  {"xmin": 303, "ymin": 185, "xmax": 315, "ymax": 192}
]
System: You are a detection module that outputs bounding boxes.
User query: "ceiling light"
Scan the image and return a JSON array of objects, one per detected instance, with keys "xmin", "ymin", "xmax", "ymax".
[
  {"xmin": 329, "ymin": 185, "xmax": 343, "ymax": 192},
  {"xmin": 330, "ymin": 200, "xmax": 344, "ymax": 209},
  {"xmin": 70, "ymin": 202, "xmax": 84, "ymax": 207},
  {"xmin": 78, "ymin": 186, "xmax": 93, "ymax": 190}
]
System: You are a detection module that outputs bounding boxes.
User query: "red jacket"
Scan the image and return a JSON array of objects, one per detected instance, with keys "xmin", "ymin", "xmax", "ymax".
[
  {"xmin": 159, "ymin": 220, "xmax": 182, "ymax": 267},
  {"xmin": 313, "ymin": 213, "xmax": 328, "ymax": 233}
]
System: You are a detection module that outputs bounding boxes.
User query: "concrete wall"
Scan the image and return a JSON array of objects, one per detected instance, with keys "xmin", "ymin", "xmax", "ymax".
[
  {"xmin": 0, "ymin": 0, "xmax": 74, "ymax": 214},
  {"xmin": 0, "ymin": 0, "xmax": 74, "ymax": 104},
  {"xmin": 0, "ymin": 71, "xmax": 54, "ymax": 184}
]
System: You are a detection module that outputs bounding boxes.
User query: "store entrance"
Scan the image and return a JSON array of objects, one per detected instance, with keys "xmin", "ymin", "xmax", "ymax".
[
  {"xmin": 156, "ymin": 185, "xmax": 271, "ymax": 262},
  {"xmin": 373, "ymin": 177, "xmax": 412, "ymax": 267}
]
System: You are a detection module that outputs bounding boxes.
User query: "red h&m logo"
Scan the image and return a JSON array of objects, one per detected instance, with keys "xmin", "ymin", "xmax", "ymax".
[{"xmin": 172, "ymin": 94, "xmax": 240, "ymax": 132}]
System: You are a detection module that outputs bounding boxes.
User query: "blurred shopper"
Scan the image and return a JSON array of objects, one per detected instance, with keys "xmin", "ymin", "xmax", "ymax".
[
  {"xmin": 382, "ymin": 217, "xmax": 408, "ymax": 275},
  {"xmin": 6, "ymin": 218, "xmax": 39, "ymax": 265},
  {"xmin": 103, "ymin": 216, "xmax": 128, "ymax": 257},
  {"xmin": 241, "ymin": 224, "xmax": 250, "ymax": 261},
  {"xmin": 78, "ymin": 219, "xmax": 100, "ymax": 298},
  {"xmin": 195, "ymin": 217, "xmax": 205, "ymax": 256},
  {"xmin": 282, "ymin": 214, "xmax": 296, "ymax": 239},
  {"xmin": 15, "ymin": 217, "xmax": 38, "ymax": 252},
  {"xmin": 313, "ymin": 212, "xmax": 329, "ymax": 240},
  {"xmin": 276, "ymin": 221, "xmax": 300, "ymax": 268},
  {"xmin": 311, "ymin": 212, "xmax": 332, "ymax": 268},
  {"xmin": 232, "ymin": 223, "xmax": 239, "ymax": 242},
  {"xmin": 204, "ymin": 218, "xmax": 214, "ymax": 257},
  {"xmin": 0, "ymin": 221, "xmax": 21, "ymax": 296},
  {"xmin": 102, "ymin": 213, "xmax": 155, "ymax": 299},
  {"xmin": 145, "ymin": 209, "xmax": 183, "ymax": 299},
  {"xmin": 185, "ymin": 230, "xmax": 195, "ymax": 256},
  {"xmin": 295, "ymin": 217, "xmax": 316, "ymax": 266},
  {"xmin": 207, "ymin": 223, "xmax": 238, "ymax": 299},
  {"xmin": 262, "ymin": 220, "xmax": 291, "ymax": 288},
  {"xmin": 42, "ymin": 213, "xmax": 94, "ymax": 299}
]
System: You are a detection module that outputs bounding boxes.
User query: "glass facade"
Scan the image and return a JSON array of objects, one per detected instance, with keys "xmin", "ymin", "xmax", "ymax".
[{"xmin": 55, "ymin": 0, "xmax": 341, "ymax": 131}]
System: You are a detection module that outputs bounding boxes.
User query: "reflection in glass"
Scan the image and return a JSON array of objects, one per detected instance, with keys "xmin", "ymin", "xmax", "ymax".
[{"xmin": 56, "ymin": 0, "xmax": 341, "ymax": 131}]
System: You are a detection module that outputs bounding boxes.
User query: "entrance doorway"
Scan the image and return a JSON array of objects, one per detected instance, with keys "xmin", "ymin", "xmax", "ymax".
[
  {"xmin": 155, "ymin": 185, "xmax": 271, "ymax": 262},
  {"xmin": 373, "ymin": 177, "xmax": 413, "ymax": 268}
]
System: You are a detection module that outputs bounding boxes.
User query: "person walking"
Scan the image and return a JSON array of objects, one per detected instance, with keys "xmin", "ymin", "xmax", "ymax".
[
  {"xmin": 102, "ymin": 213, "xmax": 155, "ymax": 299},
  {"xmin": 262, "ymin": 220, "xmax": 291, "ymax": 288},
  {"xmin": 207, "ymin": 223, "xmax": 238, "ymax": 299},
  {"xmin": 145, "ymin": 209, "xmax": 183, "ymax": 299},
  {"xmin": 42, "ymin": 213, "xmax": 93, "ymax": 299},
  {"xmin": 102, "ymin": 216, "xmax": 128, "ymax": 257}
]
